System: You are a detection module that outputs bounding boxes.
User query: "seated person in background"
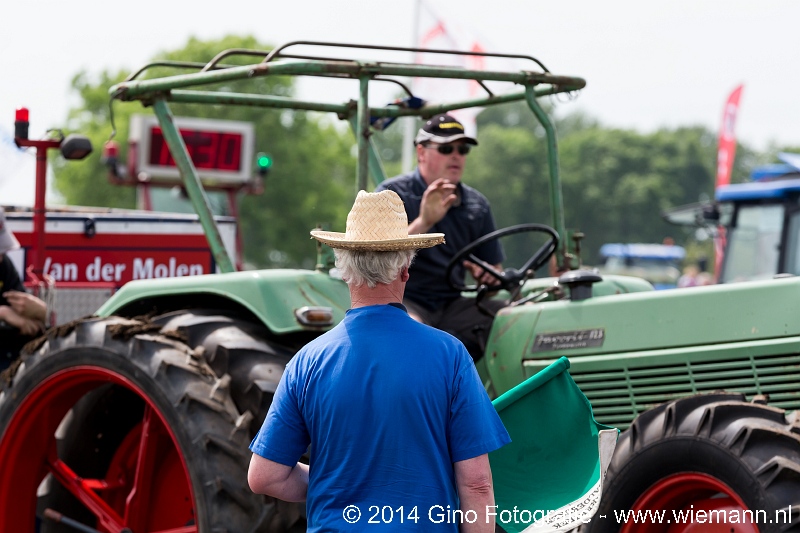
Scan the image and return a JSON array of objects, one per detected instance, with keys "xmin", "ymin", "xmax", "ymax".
[
  {"xmin": 0, "ymin": 208, "xmax": 46, "ymax": 370},
  {"xmin": 376, "ymin": 114, "xmax": 505, "ymax": 361}
]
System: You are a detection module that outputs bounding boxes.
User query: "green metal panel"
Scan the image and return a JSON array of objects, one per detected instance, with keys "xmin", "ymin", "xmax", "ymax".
[
  {"xmin": 97, "ymin": 269, "xmax": 351, "ymax": 334},
  {"xmin": 518, "ymin": 273, "xmax": 655, "ymax": 298},
  {"xmin": 484, "ymin": 274, "xmax": 655, "ymax": 393},
  {"xmin": 485, "ymin": 276, "xmax": 800, "ymax": 428},
  {"xmin": 527, "ymin": 340, "xmax": 800, "ymax": 429}
]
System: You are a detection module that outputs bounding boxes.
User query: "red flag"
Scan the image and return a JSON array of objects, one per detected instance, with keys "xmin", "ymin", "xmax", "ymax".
[
  {"xmin": 412, "ymin": 0, "xmax": 514, "ymax": 137},
  {"xmin": 715, "ymin": 85, "xmax": 744, "ymax": 188},
  {"xmin": 414, "ymin": 3, "xmax": 484, "ymax": 135}
]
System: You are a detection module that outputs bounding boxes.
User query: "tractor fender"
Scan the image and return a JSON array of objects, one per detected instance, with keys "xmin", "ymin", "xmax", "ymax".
[{"xmin": 96, "ymin": 268, "xmax": 350, "ymax": 335}]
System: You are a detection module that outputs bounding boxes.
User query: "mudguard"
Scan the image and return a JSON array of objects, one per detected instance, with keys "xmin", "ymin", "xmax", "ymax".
[
  {"xmin": 490, "ymin": 357, "xmax": 617, "ymax": 533},
  {"xmin": 97, "ymin": 268, "xmax": 351, "ymax": 334}
]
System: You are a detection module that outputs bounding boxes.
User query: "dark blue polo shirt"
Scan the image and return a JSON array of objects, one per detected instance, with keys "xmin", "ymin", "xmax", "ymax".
[{"xmin": 377, "ymin": 169, "xmax": 504, "ymax": 310}]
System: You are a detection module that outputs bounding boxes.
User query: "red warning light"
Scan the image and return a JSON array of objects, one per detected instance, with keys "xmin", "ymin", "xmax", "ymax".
[
  {"xmin": 103, "ymin": 140, "xmax": 120, "ymax": 158},
  {"xmin": 15, "ymin": 107, "xmax": 30, "ymax": 140}
]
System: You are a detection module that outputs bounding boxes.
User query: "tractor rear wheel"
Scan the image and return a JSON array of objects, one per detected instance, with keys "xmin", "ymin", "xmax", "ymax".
[
  {"xmin": 151, "ymin": 309, "xmax": 308, "ymax": 529},
  {"xmin": 586, "ymin": 393, "xmax": 800, "ymax": 533},
  {"xmin": 0, "ymin": 316, "xmax": 288, "ymax": 532},
  {"xmin": 150, "ymin": 309, "xmax": 298, "ymax": 436}
]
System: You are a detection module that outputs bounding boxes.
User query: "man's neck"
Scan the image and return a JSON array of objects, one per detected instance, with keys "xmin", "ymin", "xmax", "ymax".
[
  {"xmin": 349, "ymin": 280, "xmax": 405, "ymax": 308},
  {"xmin": 416, "ymin": 167, "xmax": 433, "ymax": 187}
]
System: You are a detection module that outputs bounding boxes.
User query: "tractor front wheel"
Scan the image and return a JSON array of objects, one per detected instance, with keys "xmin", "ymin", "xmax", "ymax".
[{"xmin": 586, "ymin": 393, "xmax": 800, "ymax": 533}]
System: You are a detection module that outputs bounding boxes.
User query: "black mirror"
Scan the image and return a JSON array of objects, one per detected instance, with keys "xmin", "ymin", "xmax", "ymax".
[
  {"xmin": 701, "ymin": 203, "xmax": 720, "ymax": 222},
  {"xmin": 60, "ymin": 134, "xmax": 93, "ymax": 160},
  {"xmin": 662, "ymin": 201, "xmax": 720, "ymax": 227}
]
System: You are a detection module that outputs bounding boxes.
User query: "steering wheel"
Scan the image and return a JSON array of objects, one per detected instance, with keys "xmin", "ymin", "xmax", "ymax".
[{"xmin": 445, "ymin": 223, "xmax": 559, "ymax": 293}]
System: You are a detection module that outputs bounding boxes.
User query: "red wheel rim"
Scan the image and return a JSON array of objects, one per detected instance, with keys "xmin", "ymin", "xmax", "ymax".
[
  {"xmin": 0, "ymin": 366, "xmax": 197, "ymax": 532},
  {"xmin": 621, "ymin": 473, "xmax": 759, "ymax": 533}
]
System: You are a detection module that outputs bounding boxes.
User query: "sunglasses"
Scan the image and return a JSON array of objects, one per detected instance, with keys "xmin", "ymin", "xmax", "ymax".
[{"xmin": 425, "ymin": 144, "xmax": 471, "ymax": 156}]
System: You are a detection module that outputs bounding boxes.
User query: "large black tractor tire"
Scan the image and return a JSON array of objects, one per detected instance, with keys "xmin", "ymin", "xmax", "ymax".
[
  {"xmin": 151, "ymin": 309, "xmax": 307, "ymax": 529},
  {"xmin": 150, "ymin": 309, "xmax": 298, "ymax": 436},
  {"xmin": 0, "ymin": 316, "xmax": 296, "ymax": 533},
  {"xmin": 585, "ymin": 393, "xmax": 800, "ymax": 533}
]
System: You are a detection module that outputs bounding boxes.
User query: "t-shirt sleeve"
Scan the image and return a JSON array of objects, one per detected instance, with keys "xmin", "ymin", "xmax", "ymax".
[
  {"xmin": 448, "ymin": 346, "xmax": 511, "ymax": 462},
  {"xmin": 249, "ymin": 358, "xmax": 311, "ymax": 466}
]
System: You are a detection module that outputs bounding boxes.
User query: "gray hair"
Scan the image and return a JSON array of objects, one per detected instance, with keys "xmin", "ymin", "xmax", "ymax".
[{"xmin": 334, "ymin": 249, "xmax": 416, "ymax": 288}]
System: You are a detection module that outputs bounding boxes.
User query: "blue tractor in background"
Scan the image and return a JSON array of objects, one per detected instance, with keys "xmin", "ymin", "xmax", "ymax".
[{"xmin": 666, "ymin": 152, "xmax": 800, "ymax": 284}]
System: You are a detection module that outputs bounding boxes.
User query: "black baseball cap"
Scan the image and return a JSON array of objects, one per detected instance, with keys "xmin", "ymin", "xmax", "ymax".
[{"xmin": 414, "ymin": 113, "xmax": 478, "ymax": 146}]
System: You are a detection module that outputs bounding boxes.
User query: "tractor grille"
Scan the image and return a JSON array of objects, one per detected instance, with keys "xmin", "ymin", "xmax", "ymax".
[
  {"xmin": 569, "ymin": 353, "xmax": 800, "ymax": 430},
  {"xmin": 52, "ymin": 287, "xmax": 114, "ymax": 325}
]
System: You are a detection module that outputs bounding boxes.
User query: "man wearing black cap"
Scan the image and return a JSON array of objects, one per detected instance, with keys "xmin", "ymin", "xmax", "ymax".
[
  {"xmin": 376, "ymin": 113, "xmax": 505, "ymax": 361},
  {"xmin": 0, "ymin": 208, "xmax": 47, "ymax": 369}
]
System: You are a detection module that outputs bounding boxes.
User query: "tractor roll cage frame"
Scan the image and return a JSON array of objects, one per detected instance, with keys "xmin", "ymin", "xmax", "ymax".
[{"xmin": 109, "ymin": 40, "xmax": 586, "ymax": 275}]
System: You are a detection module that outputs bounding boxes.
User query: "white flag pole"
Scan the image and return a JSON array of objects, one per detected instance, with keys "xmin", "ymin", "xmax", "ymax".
[{"xmin": 401, "ymin": 0, "xmax": 422, "ymax": 173}]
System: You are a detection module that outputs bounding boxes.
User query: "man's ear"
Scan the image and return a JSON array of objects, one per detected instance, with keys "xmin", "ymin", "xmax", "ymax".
[
  {"xmin": 415, "ymin": 143, "xmax": 426, "ymax": 164},
  {"xmin": 400, "ymin": 266, "xmax": 410, "ymax": 282}
]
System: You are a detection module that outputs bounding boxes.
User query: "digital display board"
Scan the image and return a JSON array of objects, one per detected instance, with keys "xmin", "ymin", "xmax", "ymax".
[{"xmin": 130, "ymin": 115, "xmax": 254, "ymax": 185}]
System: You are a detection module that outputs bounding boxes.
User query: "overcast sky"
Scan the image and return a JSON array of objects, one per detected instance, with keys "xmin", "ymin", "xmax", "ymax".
[{"xmin": 2, "ymin": 0, "xmax": 799, "ymax": 206}]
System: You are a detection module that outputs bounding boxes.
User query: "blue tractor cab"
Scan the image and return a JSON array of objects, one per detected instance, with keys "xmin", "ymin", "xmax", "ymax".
[
  {"xmin": 665, "ymin": 152, "xmax": 800, "ymax": 283},
  {"xmin": 714, "ymin": 152, "xmax": 800, "ymax": 283}
]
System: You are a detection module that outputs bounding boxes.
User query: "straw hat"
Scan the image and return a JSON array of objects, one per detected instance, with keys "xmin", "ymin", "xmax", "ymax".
[
  {"xmin": 0, "ymin": 207, "xmax": 20, "ymax": 255},
  {"xmin": 311, "ymin": 190, "xmax": 445, "ymax": 251}
]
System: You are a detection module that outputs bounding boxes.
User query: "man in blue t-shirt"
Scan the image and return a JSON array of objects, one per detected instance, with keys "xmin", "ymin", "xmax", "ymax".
[
  {"xmin": 376, "ymin": 114, "xmax": 505, "ymax": 361},
  {"xmin": 248, "ymin": 190, "xmax": 510, "ymax": 532}
]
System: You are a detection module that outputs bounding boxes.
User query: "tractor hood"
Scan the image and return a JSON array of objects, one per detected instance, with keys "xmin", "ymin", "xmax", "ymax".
[{"xmin": 486, "ymin": 275, "xmax": 800, "ymax": 398}]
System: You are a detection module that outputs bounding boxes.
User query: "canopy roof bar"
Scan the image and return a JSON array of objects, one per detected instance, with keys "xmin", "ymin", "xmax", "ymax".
[
  {"xmin": 109, "ymin": 40, "xmax": 586, "ymax": 271},
  {"xmin": 163, "ymin": 86, "xmax": 568, "ymax": 119},
  {"xmin": 112, "ymin": 59, "xmax": 584, "ymax": 102},
  {"xmin": 260, "ymin": 41, "xmax": 551, "ymax": 72},
  {"xmin": 124, "ymin": 61, "xmax": 241, "ymax": 83},
  {"xmin": 165, "ymin": 90, "xmax": 354, "ymax": 115},
  {"xmin": 192, "ymin": 40, "xmax": 551, "ymax": 74}
]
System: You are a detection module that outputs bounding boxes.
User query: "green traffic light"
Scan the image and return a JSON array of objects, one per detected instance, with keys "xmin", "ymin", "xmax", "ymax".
[{"xmin": 256, "ymin": 152, "xmax": 273, "ymax": 169}]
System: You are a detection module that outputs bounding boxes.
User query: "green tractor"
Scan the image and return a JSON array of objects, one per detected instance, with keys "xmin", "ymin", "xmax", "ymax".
[{"xmin": 0, "ymin": 41, "xmax": 796, "ymax": 533}]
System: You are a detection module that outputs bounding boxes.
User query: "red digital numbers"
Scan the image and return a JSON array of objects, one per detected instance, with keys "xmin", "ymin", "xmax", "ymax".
[{"xmin": 148, "ymin": 127, "xmax": 242, "ymax": 172}]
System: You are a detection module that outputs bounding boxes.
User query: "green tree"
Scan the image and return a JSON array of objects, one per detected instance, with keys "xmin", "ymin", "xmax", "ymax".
[
  {"xmin": 56, "ymin": 68, "xmax": 137, "ymax": 208},
  {"xmin": 465, "ymin": 102, "xmax": 762, "ymax": 266},
  {"xmin": 54, "ymin": 35, "xmax": 356, "ymax": 268}
]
